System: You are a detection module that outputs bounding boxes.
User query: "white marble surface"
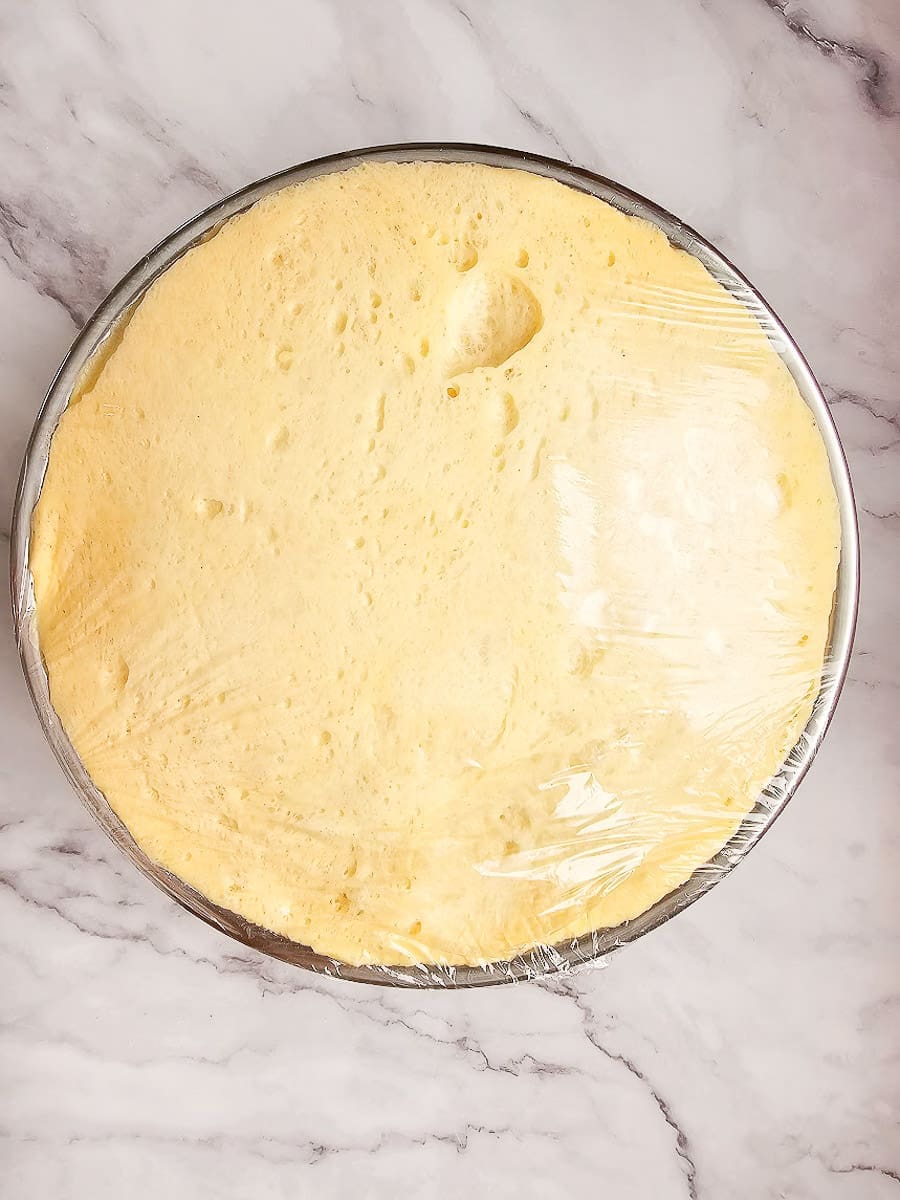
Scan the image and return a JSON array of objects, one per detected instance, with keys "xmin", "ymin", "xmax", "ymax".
[{"xmin": 2, "ymin": 1, "xmax": 898, "ymax": 1196}]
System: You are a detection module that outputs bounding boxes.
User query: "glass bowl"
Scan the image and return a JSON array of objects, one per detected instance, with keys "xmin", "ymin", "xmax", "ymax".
[{"xmin": 8, "ymin": 144, "xmax": 860, "ymax": 987}]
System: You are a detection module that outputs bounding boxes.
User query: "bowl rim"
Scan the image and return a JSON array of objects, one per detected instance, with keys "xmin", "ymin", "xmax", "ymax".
[{"xmin": 8, "ymin": 141, "xmax": 860, "ymax": 988}]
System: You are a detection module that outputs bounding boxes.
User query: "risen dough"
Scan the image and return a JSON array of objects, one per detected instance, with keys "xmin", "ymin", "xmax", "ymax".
[{"xmin": 30, "ymin": 162, "xmax": 840, "ymax": 966}]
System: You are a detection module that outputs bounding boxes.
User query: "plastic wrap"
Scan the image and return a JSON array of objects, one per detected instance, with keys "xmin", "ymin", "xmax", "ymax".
[{"xmin": 10, "ymin": 146, "xmax": 858, "ymax": 987}]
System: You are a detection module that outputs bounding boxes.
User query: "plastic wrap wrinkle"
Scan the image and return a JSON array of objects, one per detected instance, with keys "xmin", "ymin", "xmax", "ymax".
[{"xmin": 10, "ymin": 147, "xmax": 854, "ymax": 987}]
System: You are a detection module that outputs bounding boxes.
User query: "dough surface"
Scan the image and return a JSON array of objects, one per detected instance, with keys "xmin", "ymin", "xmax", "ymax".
[{"xmin": 30, "ymin": 162, "xmax": 840, "ymax": 966}]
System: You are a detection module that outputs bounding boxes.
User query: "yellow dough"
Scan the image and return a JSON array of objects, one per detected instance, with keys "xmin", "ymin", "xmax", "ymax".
[{"xmin": 30, "ymin": 162, "xmax": 840, "ymax": 966}]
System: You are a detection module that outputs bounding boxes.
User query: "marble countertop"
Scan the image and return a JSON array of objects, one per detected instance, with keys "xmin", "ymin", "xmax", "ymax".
[{"xmin": 2, "ymin": 2, "xmax": 898, "ymax": 1196}]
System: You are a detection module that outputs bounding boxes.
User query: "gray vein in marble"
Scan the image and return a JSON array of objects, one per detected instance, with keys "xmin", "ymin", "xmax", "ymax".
[
  {"xmin": 547, "ymin": 978, "xmax": 699, "ymax": 1199},
  {"xmin": 68, "ymin": 1, "xmax": 222, "ymax": 196},
  {"xmin": 115, "ymin": 95, "xmax": 222, "ymax": 196},
  {"xmin": 47, "ymin": 840, "xmax": 82, "ymax": 857},
  {"xmin": 759, "ymin": 0, "xmax": 897, "ymax": 117},
  {"xmin": 74, "ymin": 1, "xmax": 114, "ymax": 52},
  {"xmin": 0, "ymin": 873, "xmax": 138, "ymax": 944},
  {"xmin": 2, "ymin": 62, "xmax": 223, "ymax": 327},
  {"xmin": 603, "ymin": 1048, "xmax": 698, "ymax": 1199},
  {"xmin": 830, "ymin": 1162, "xmax": 900, "ymax": 1187},
  {"xmin": 1, "ymin": 1124, "xmax": 561, "ymax": 1164},
  {"xmin": 826, "ymin": 385, "xmax": 900, "ymax": 438},
  {"xmin": 847, "ymin": 672, "xmax": 900, "ymax": 692},
  {"xmin": 506, "ymin": 100, "xmax": 574, "ymax": 164},
  {"xmin": 350, "ymin": 78, "xmax": 376, "ymax": 109},
  {"xmin": 449, "ymin": 1, "xmax": 575, "ymax": 163},
  {"xmin": 0, "ymin": 199, "xmax": 98, "ymax": 327}
]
